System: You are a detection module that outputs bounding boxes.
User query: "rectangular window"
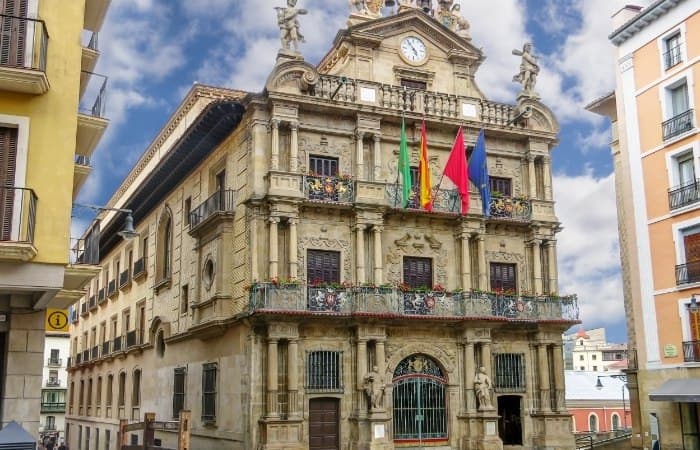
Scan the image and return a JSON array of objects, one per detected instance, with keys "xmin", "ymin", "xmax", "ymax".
[
  {"xmin": 307, "ymin": 249, "xmax": 340, "ymax": 285},
  {"xmin": 490, "ymin": 262, "xmax": 516, "ymax": 293},
  {"xmin": 592, "ymin": 354, "xmax": 597, "ymax": 360},
  {"xmin": 49, "ymin": 348, "xmax": 59, "ymax": 364},
  {"xmin": 173, "ymin": 367, "xmax": 186, "ymax": 418},
  {"xmin": 309, "ymin": 155, "xmax": 338, "ymax": 177},
  {"xmin": 202, "ymin": 362, "xmax": 217, "ymax": 422},
  {"xmin": 0, "ymin": 127, "xmax": 18, "ymax": 241},
  {"xmin": 579, "ymin": 355, "xmax": 584, "ymax": 361},
  {"xmin": 118, "ymin": 373, "xmax": 126, "ymax": 407},
  {"xmin": 592, "ymin": 366, "xmax": 598, "ymax": 371},
  {"xmin": 489, "ymin": 177, "xmax": 512, "ymax": 197},
  {"xmin": 105, "ymin": 430, "xmax": 110, "ymax": 450},
  {"xmin": 132, "ymin": 370, "xmax": 141, "ymax": 406},
  {"xmin": 96, "ymin": 376, "xmax": 102, "ymax": 407},
  {"xmin": 681, "ymin": 231, "xmax": 700, "ymax": 285},
  {"xmin": 78, "ymin": 425, "xmax": 82, "ymax": 450},
  {"xmin": 670, "ymin": 82, "xmax": 690, "ymax": 117},
  {"xmin": 400, "ymin": 78, "xmax": 427, "ymax": 90},
  {"xmin": 677, "ymin": 153, "xmax": 696, "ymax": 186},
  {"xmin": 664, "ymin": 32, "xmax": 682, "ymax": 69},
  {"xmin": 106, "ymin": 374, "xmax": 113, "ymax": 406},
  {"xmin": 493, "ymin": 353, "xmax": 525, "ymax": 392},
  {"xmin": 306, "ymin": 350, "xmax": 342, "ymax": 392},
  {"xmin": 403, "ymin": 256, "xmax": 433, "ymax": 289},
  {"xmin": 184, "ymin": 197, "xmax": 191, "ymax": 226},
  {"xmin": 181, "ymin": 284, "xmax": 189, "ymax": 314}
]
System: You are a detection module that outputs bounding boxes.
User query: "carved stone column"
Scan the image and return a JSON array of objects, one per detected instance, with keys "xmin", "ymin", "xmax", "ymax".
[
  {"xmin": 356, "ymin": 130, "xmax": 365, "ymax": 181},
  {"xmin": 546, "ymin": 240, "xmax": 558, "ymax": 294},
  {"xmin": 373, "ymin": 134, "xmax": 382, "ymax": 181},
  {"xmin": 528, "ymin": 155, "xmax": 537, "ymax": 199},
  {"xmin": 477, "ymin": 235, "xmax": 487, "ymax": 291},
  {"xmin": 271, "ymin": 119, "xmax": 280, "ymax": 171},
  {"xmin": 290, "ymin": 121, "xmax": 298, "ymax": 172},
  {"xmin": 269, "ymin": 217, "xmax": 280, "ymax": 279},
  {"xmin": 357, "ymin": 339, "xmax": 368, "ymax": 417},
  {"xmin": 464, "ymin": 342, "xmax": 476, "ymax": 412},
  {"xmin": 552, "ymin": 343, "xmax": 565, "ymax": 412},
  {"xmin": 537, "ymin": 343, "xmax": 551, "ymax": 412},
  {"xmin": 289, "ymin": 219, "xmax": 298, "ymax": 280},
  {"xmin": 288, "ymin": 339, "xmax": 299, "ymax": 417},
  {"xmin": 375, "ymin": 340, "xmax": 386, "ymax": 372},
  {"xmin": 460, "ymin": 232, "xmax": 471, "ymax": 291},
  {"xmin": 481, "ymin": 342, "xmax": 492, "ymax": 376},
  {"xmin": 356, "ymin": 224, "xmax": 366, "ymax": 284},
  {"xmin": 373, "ymin": 226, "xmax": 383, "ymax": 284},
  {"xmin": 267, "ymin": 338, "xmax": 279, "ymax": 418},
  {"xmin": 542, "ymin": 155, "xmax": 553, "ymax": 201},
  {"xmin": 532, "ymin": 239, "xmax": 542, "ymax": 294}
]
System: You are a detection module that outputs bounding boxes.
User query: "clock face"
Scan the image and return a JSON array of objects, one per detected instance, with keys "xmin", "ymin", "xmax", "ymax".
[{"xmin": 400, "ymin": 36, "xmax": 427, "ymax": 63}]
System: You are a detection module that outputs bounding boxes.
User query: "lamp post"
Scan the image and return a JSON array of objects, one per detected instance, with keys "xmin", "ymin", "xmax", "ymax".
[
  {"xmin": 596, "ymin": 374, "xmax": 628, "ymax": 431},
  {"xmin": 72, "ymin": 203, "xmax": 138, "ymax": 240}
]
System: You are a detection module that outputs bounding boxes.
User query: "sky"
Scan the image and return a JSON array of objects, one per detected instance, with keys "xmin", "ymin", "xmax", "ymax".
[{"xmin": 76, "ymin": 0, "xmax": 654, "ymax": 344}]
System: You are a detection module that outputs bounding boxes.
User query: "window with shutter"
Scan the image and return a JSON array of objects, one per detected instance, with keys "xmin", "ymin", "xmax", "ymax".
[
  {"xmin": 307, "ymin": 250, "xmax": 340, "ymax": 285},
  {"xmin": 490, "ymin": 263, "xmax": 517, "ymax": 293},
  {"xmin": 0, "ymin": 0, "xmax": 28, "ymax": 67},
  {"xmin": 489, "ymin": 177, "xmax": 512, "ymax": 196},
  {"xmin": 309, "ymin": 156, "xmax": 338, "ymax": 177},
  {"xmin": 0, "ymin": 126, "xmax": 18, "ymax": 240},
  {"xmin": 403, "ymin": 256, "xmax": 433, "ymax": 289}
]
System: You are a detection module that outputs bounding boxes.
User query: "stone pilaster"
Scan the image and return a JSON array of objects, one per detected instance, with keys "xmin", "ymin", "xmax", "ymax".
[
  {"xmin": 269, "ymin": 217, "xmax": 280, "ymax": 279},
  {"xmin": 373, "ymin": 226, "xmax": 383, "ymax": 284},
  {"xmin": 356, "ymin": 224, "xmax": 366, "ymax": 284},
  {"xmin": 266, "ymin": 338, "xmax": 279, "ymax": 418},
  {"xmin": 288, "ymin": 219, "xmax": 298, "ymax": 279},
  {"xmin": 537, "ymin": 343, "xmax": 551, "ymax": 412},
  {"xmin": 289, "ymin": 121, "xmax": 298, "ymax": 172},
  {"xmin": 270, "ymin": 118, "xmax": 280, "ymax": 171},
  {"xmin": 531, "ymin": 239, "xmax": 542, "ymax": 294},
  {"xmin": 356, "ymin": 130, "xmax": 365, "ymax": 181},
  {"xmin": 373, "ymin": 134, "xmax": 382, "ymax": 181},
  {"xmin": 542, "ymin": 155, "xmax": 552, "ymax": 201}
]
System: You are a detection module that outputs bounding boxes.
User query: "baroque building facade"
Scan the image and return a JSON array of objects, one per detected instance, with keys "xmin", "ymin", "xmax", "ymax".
[
  {"xmin": 0, "ymin": 0, "xmax": 110, "ymax": 437},
  {"xmin": 587, "ymin": 1, "xmax": 700, "ymax": 449},
  {"xmin": 66, "ymin": 3, "xmax": 578, "ymax": 449}
]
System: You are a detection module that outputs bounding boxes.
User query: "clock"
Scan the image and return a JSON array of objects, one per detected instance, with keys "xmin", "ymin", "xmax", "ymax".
[{"xmin": 400, "ymin": 36, "xmax": 427, "ymax": 64}]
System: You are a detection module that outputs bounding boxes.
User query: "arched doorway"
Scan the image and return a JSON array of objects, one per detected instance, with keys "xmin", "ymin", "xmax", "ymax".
[{"xmin": 392, "ymin": 354, "xmax": 448, "ymax": 444}]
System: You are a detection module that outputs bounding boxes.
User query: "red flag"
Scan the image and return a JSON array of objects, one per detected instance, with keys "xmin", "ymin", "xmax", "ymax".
[{"xmin": 443, "ymin": 127, "xmax": 469, "ymax": 214}]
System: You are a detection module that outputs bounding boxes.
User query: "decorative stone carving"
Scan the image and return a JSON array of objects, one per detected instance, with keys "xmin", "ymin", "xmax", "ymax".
[
  {"xmin": 363, "ymin": 366, "xmax": 385, "ymax": 410},
  {"xmin": 386, "ymin": 343, "xmax": 455, "ymax": 375},
  {"xmin": 474, "ymin": 366, "xmax": 494, "ymax": 410},
  {"xmin": 512, "ymin": 43, "xmax": 539, "ymax": 97},
  {"xmin": 349, "ymin": 0, "xmax": 382, "ymax": 18},
  {"xmin": 276, "ymin": 0, "xmax": 307, "ymax": 53}
]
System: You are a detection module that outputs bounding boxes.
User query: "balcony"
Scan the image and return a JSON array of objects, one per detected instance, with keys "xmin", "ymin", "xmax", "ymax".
[
  {"xmin": 385, "ymin": 184, "xmax": 460, "ymax": 214},
  {"xmin": 73, "ymin": 154, "xmax": 92, "ymax": 197},
  {"xmin": 91, "ymin": 345, "xmax": 99, "ymax": 360},
  {"xmin": 189, "ymin": 189, "xmax": 235, "ymax": 233},
  {"xmin": 663, "ymin": 44, "xmax": 682, "ymax": 70},
  {"xmin": 248, "ymin": 283, "xmax": 579, "ymax": 322},
  {"xmin": 107, "ymin": 279, "xmax": 116, "ymax": 297},
  {"xmin": 683, "ymin": 340, "xmax": 700, "ymax": 362},
  {"xmin": 88, "ymin": 295, "xmax": 96, "ymax": 310},
  {"xmin": 77, "ymin": 71, "xmax": 108, "ymax": 157},
  {"xmin": 119, "ymin": 269, "xmax": 131, "ymax": 289},
  {"xmin": 668, "ymin": 180, "xmax": 700, "ymax": 211},
  {"xmin": 675, "ymin": 261, "xmax": 700, "ymax": 285},
  {"xmin": 46, "ymin": 378, "xmax": 60, "ymax": 387},
  {"xmin": 80, "ymin": 302, "xmax": 88, "ymax": 317},
  {"xmin": 84, "ymin": 0, "xmax": 111, "ymax": 32},
  {"xmin": 63, "ymin": 227, "xmax": 101, "ymax": 303},
  {"xmin": 81, "ymin": 349, "xmax": 89, "ymax": 363},
  {"xmin": 70, "ymin": 309, "xmax": 79, "ymax": 324},
  {"xmin": 112, "ymin": 335, "xmax": 123, "ymax": 353},
  {"xmin": 101, "ymin": 340, "xmax": 110, "ymax": 357},
  {"xmin": 0, "ymin": 186, "xmax": 37, "ymax": 261},
  {"xmin": 304, "ymin": 175, "xmax": 354, "ymax": 204},
  {"xmin": 133, "ymin": 257, "xmax": 146, "ymax": 280},
  {"xmin": 47, "ymin": 357, "xmax": 62, "ymax": 367},
  {"xmin": 81, "ymin": 31, "xmax": 99, "ymax": 73},
  {"xmin": 125, "ymin": 329, "xmax": 139, "ymax": 348},
  {"xmin": 40, "ymin": 402, "xmax": 66, "ymax": 414},
  {"xmin": 489, "ymin": 196, "xmax": 532, "ymax": 221},
  {"xmin": 0, "ymin": 14, "xmax": 49, "ymax": 94},
  {"xmin": 662, "ymin": 109, "xmax": 694, "ymax": 141}
]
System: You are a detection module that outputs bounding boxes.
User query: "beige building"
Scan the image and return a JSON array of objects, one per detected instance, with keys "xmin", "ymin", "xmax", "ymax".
[
  {"xmin": 66, "ymin": 4, "xmax": 579, "ymax": 449},
  {"xmin": 587, "ymin": 1, "xmax": 700, "ymax": 449}
]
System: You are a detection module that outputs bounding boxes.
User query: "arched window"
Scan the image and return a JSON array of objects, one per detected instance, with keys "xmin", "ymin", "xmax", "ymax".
[
  {"xmin": 156, "ymin": 208, "xmax": 172, "ymax": 282},
  {"xmin": 392, "ymin": 354, "xmax": 447, "ymax": 442},
  {"xmin": 612, "ymin": 413, "xmax": 620, "ymax": 430},
  {"xmin": 589, "ymin": 413, "xmax": 598, "ymax": 432}
]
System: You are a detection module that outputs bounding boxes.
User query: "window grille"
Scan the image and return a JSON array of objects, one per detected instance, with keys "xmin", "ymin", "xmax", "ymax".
[
  {"xmin": 306, "ymin": 351, "xmax": 343, "ymax": 392},
  {"xmin": 202, "ymin": 362, "xmax": 217, "ymax": 422},
  {"xmin": 173, "ymin": 367, "xmax": 186, "ymax": 418},
  {"xmin": 493, "ymin": 353, "xmax": 525, "ymax": 392}
]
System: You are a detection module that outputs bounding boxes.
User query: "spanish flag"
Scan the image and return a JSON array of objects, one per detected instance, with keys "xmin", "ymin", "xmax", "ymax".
[{"xmin": 419, "ymin": 120, "xmax": 433, "ymax": 211}]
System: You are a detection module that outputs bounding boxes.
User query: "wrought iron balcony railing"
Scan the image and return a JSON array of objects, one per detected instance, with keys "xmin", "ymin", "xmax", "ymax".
[
  {"xmin": 107, "ymin": 279, "xmax": 116, "ymax": 297},
  {"xmin": 668, "ymin": 180, "xmax": 700, "ymax": 210},
  {"xmin": 79, "ymin": 71, "xmax": 108, "ymax": 118},
  {"xmin": 91, "ymin": 345, "xmax": 99, "ymax": 360},
  {"xmin": 489, "ymin": 196, "xmax": 532, "ymax": 221},
  {"xmin": 88, "ymin": 295, "xmax": 96, "ymax": 310},
  {"xmin": 98, "ymin": 287, "xmax": 105, "ymax": 303},
  {"xmin": 133, "ymin": 257, "xmax": 146, "ymax": 279},
  {"xmin": 305, "ymin": 74, "xmax": 518, "ymax": 127},
  {"xmin": 101, "ymin": 340, "xmax": 110, "ymax": 357},
  {"xmin": 0, "ymin": 14, "xmax": 48, "ymax": 72},
  {"xmin": 304, "ymin": 175, "xmax": 354, "ymax": 203},
  {"xmin": 0, "ymin": 186, "xmax": 37, "ymax": 244},
  {"xmin": 662, "ymin": 109, "xmax": 694, "ymax": 141},
  {"xmin": 119, "ymin": 269, "xmax": 130, "ymax": 288},
  {"xmin": 683, "ymin": 340, "xmax": 700, "ymax": 362},
  {"xmin": 46, "ymin": 379, "xmax": 60, "ymax": 387},
  {"xmin": 663, "ymin": 44, "xmax": 682, "ymax": 69},
  {"xmin": 675, "ymin": 260, "xmax": 700, "ymax": 285},
  {"xmin": 189, "ymin": 189, "xmax": 235, "ymax": 229},
  {"xmin": 385, "ymin": 184, "xmax": 460, "ymax": 214},
  {"xmin": 126, "ymin": 329, "xmax": 138, "ymax": 348},
  {"xmin": 40, "ymin": 402, "xmax": 66, "ymax": 413},
  {"xmin": 249, "ymin": 283, "xmax": 579, "ymax": 322},
  {"xmin": 47, "ymin": 357, "xmax": 62, "ymax": 366},
  {"xmin": 80, "ymin": 302, "xmax": 88, "ymax": 316},
  {"xmin": 69, "ymin": 234, "xmax": 100, "ymax": 265},
  {"xmin": 112, "ymin": 335, "xmax": 123, "ymax": 352}
]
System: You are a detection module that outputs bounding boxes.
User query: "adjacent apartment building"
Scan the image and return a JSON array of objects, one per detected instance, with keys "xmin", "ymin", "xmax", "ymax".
[
  {"xmin": 67, "ymin": 3, "xmax": 579, "ymax": 449},
  {"xmin": 40, "ymin": 313, "xmax": 71, "ymax": 445},
  {"xmin": 0, "ymin": 0, "xmax": 110, "ymax": 437},
  {"xmin": 587, "ymin": 0, "xmax": 699, "ymax": 448},
  {"xmin": 563, "ymin": 328, "xmax": 628, "ymax": 372}
]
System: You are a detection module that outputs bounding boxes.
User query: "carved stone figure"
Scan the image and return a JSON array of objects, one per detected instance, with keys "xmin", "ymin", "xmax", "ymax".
[
  {"xmin": 348, "ymin": 0, "xmax": 382, "ymax": 17},
  {"xmin": 363, "ymin": 366, "xmax": 385, "ymax": 410},
  {"xmin": 512, "ymin": 43, "xmax": 539, "ymax": 96},
  {"xmin": 349, "ymin": 0, "xmax": 367, "ymax": 13},
  {"xmin": 474, "ymin": 366, "xmax": 493, "ymax": 410},
  {"xmin": 276, "ymin": 0, "xmax": 307, "ymax": 52},
  {"xmin": 435, "ymin": 2, "xmax": 470, "ymax": 40},
  {"xmin": 452, "ymin": 4, "xmax": 471, "ymax": 40}
]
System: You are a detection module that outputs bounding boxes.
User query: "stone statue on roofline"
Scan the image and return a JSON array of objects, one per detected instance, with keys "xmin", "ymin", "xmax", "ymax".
[
  {"xmin": 436, "ymin": 1, "xmax": 470, "ymax": 40},
  {"xmin": 348, "ymin": 0, "xmax": 383, "ymax": 18},
  {"xmin": 512, "ymin": 42, "xmax": 540, "ymax": 97},
  {"xmin": 276, "ymin": 0, "xmax": 307, "ymax": 53}
]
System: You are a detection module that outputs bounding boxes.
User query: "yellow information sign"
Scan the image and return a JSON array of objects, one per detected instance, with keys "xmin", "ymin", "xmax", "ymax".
[{"xmin": 45, "ymin": 309, "xmax": 69, "ymax": 332}]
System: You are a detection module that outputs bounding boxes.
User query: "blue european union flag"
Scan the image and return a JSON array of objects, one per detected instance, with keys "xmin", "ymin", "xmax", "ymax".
[{"xmin": 468, "ymin": 129, "xmax": 490, "ymax": 217}]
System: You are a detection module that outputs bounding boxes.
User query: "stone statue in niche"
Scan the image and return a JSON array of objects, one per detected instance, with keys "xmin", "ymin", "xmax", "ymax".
[
  {"xmin": 276, "ymin": 0, "xmax": 307, "ymax": 53},
  {"xmin": 363, "ymin": 366, "xmax": 385, "ymax": 410},
  {"xmin": 474, "ymin": 366, "xmax": 494, "ymax": 410},
  {"xmin": 512, "ymin": 43, "xmax": 540, "ymax": 97}
]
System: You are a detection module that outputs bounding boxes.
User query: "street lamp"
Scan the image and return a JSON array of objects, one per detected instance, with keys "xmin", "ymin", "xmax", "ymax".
[
  {"xmin": 73, "ymin": 203, "xmax": 138, "ymax": 240},
  {"xmin": 596, "ymin": 374, "xmax": 628, "ymax": 430},
  {"xmin": 690, "ymin": 294, "xmax": 700, "ymax": 313}
]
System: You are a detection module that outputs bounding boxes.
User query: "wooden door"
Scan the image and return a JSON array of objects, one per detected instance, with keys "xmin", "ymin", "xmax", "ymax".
[
  {"xmin": 309, "ymin": 398, "xmax": 339, "ymax": 450},
  {"xmin": 0, "ymin": 0, "xmax": 28, "ymax": 67},
  {"xmin": 0, "ymin": 127, "xmax": 18, "ymax": 240}
]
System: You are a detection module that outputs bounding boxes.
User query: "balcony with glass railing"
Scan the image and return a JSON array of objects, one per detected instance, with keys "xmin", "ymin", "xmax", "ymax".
[
  {"xmin": 0, "ymin": 14, "xmax": 49, "ymax": 94},
  {"xmin": 248, "ymin": 283, "xmax": 578, "ymax": 322},
  {"xmin": 662, "ymin": 109, "xmax": 694, "ymax": 141},
  {"xmin": 0, "ymin": 186, "xmax": 37, "ymax": 261},
  {"xmin": 64, "ymin": 226, "xmax": 101, "ymax": 302}
]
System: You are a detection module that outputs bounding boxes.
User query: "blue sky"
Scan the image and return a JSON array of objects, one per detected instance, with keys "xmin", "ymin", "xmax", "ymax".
[{"xmin": 76, "ymin": 0, "xmax": 653, "ymax": 344}]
